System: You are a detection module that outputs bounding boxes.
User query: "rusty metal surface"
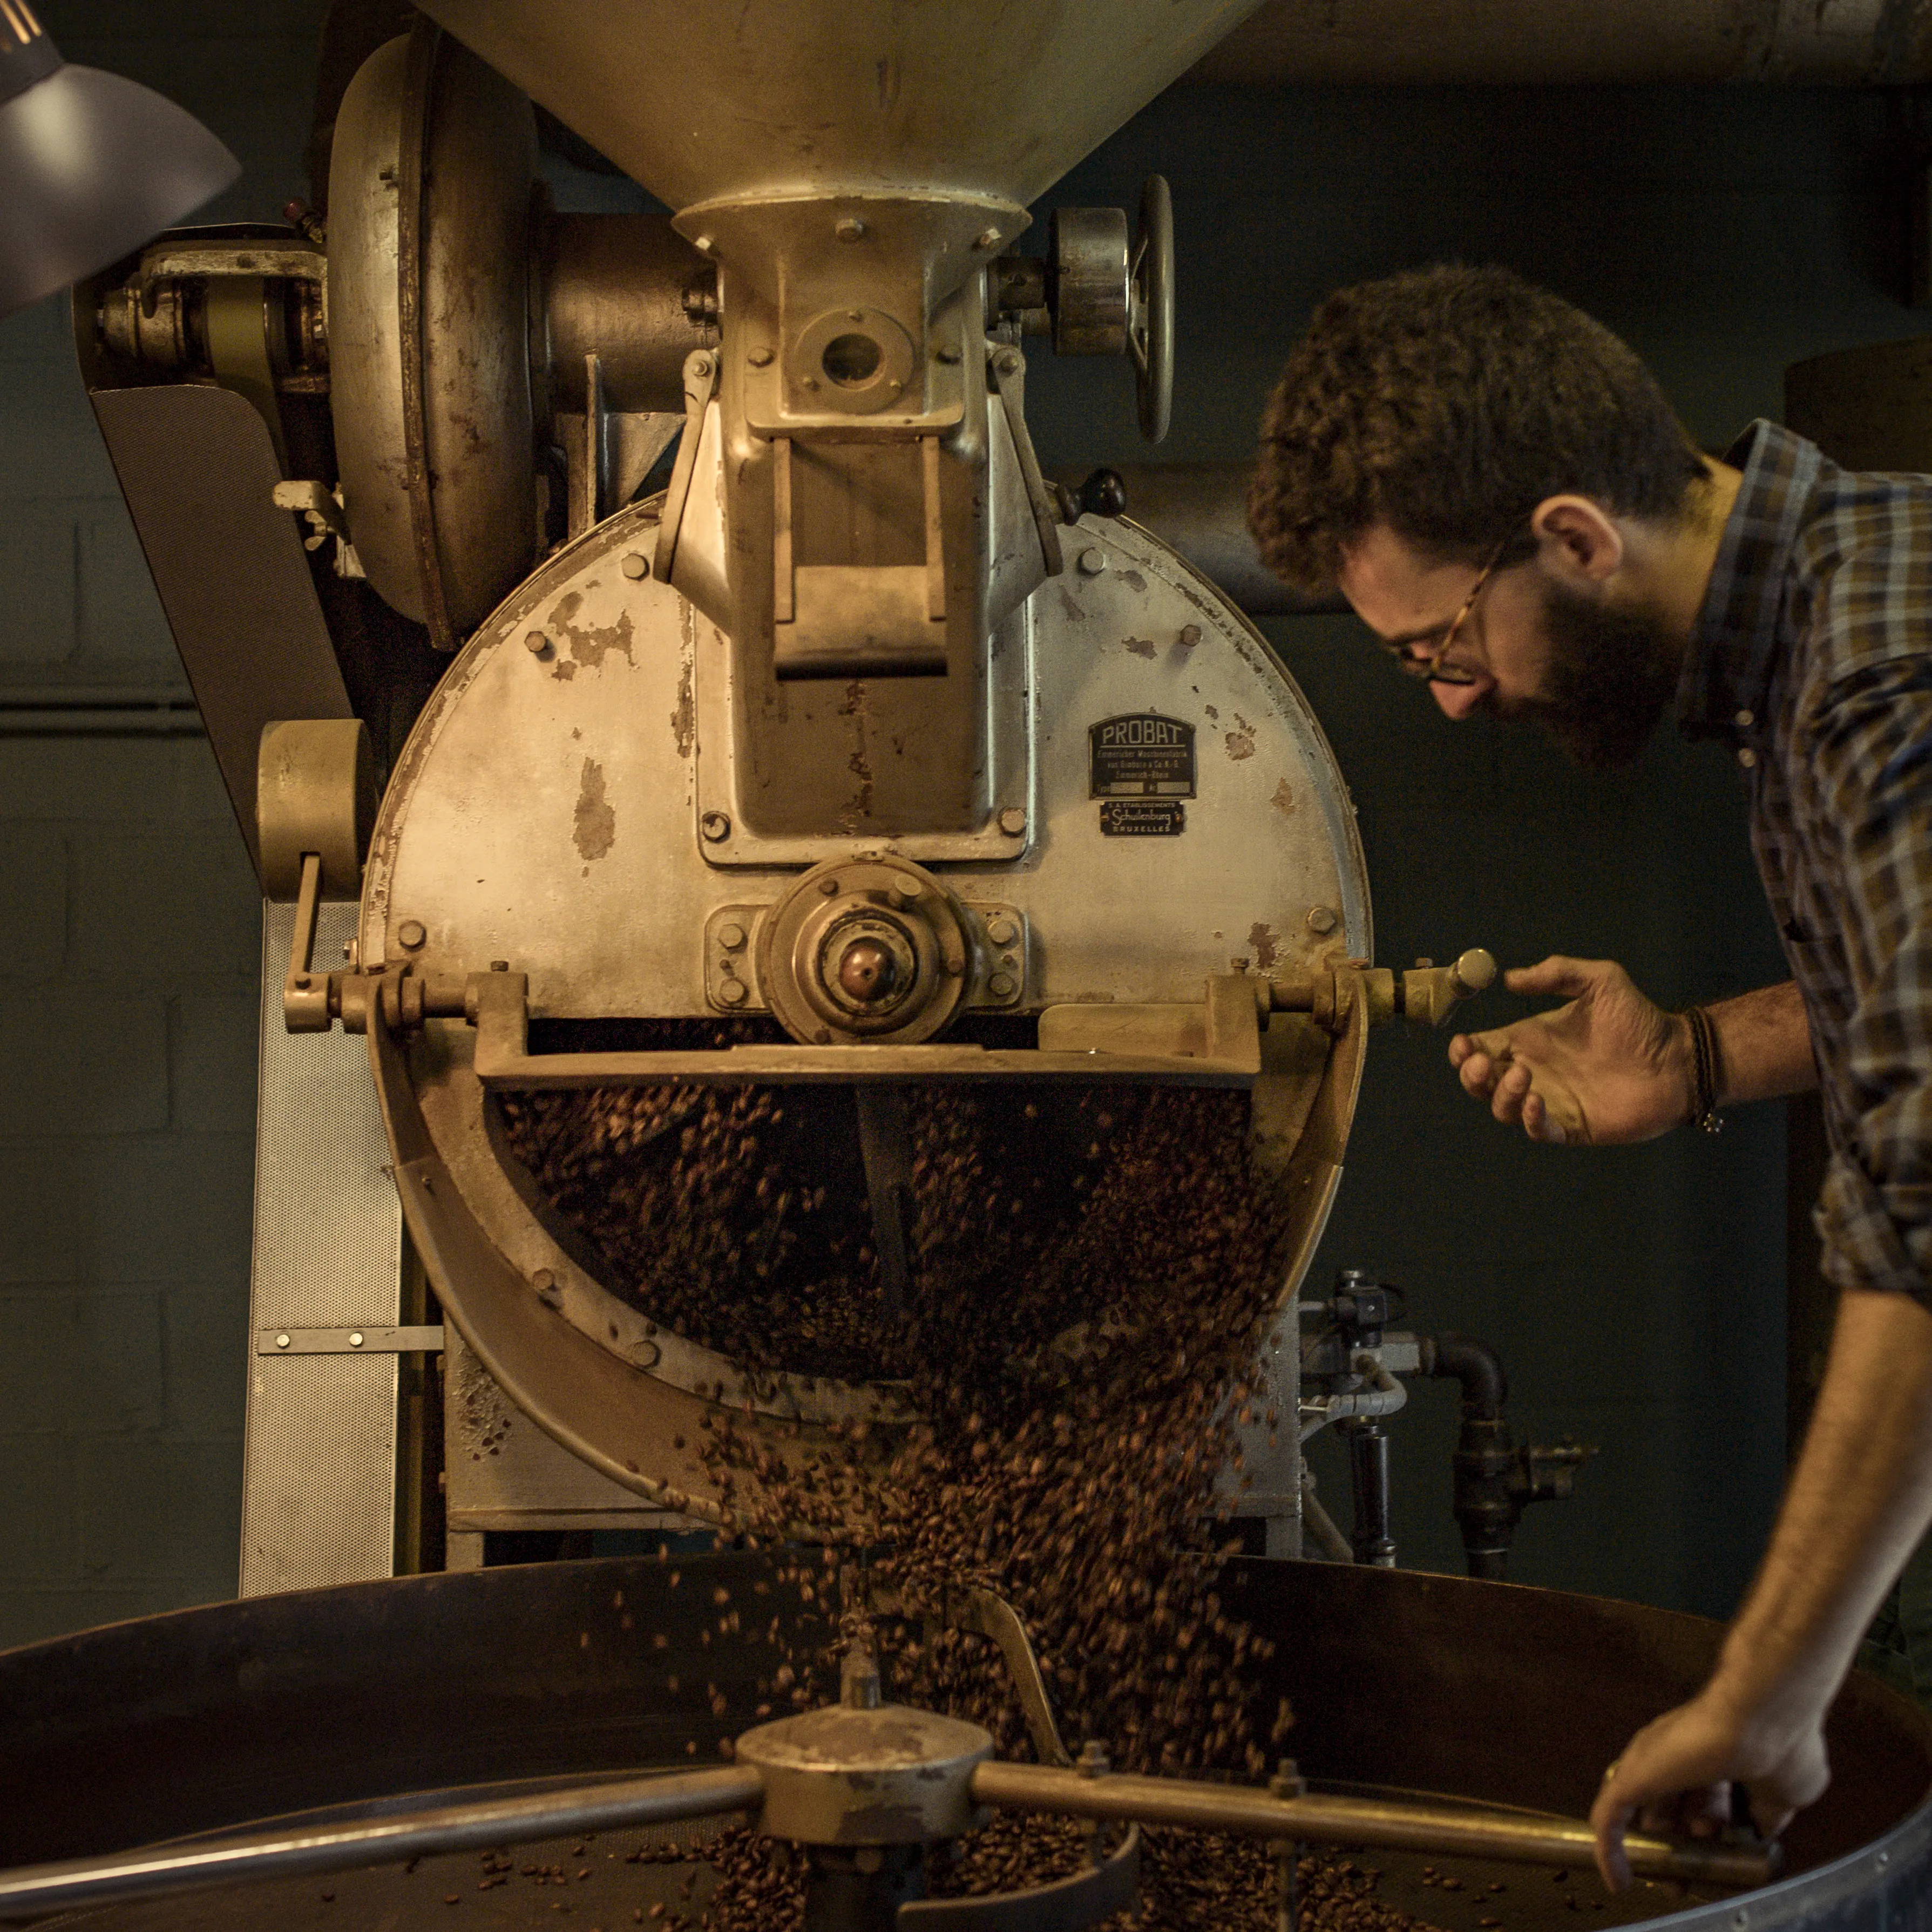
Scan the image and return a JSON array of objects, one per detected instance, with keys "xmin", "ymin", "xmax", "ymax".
[{"xmin": 0, "ymin": 1559, "xmax": 1925, "ymax": 1931}]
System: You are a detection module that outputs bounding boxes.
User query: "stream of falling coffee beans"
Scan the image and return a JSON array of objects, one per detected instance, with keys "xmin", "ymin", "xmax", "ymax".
[{"xmin": 504, "ymin": 1068, "xmax": 1450, "ymax": 1931}]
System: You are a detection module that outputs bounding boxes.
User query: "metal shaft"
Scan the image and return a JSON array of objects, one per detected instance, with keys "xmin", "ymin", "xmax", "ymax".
[
  {"xmin": 969, "ymin": 1762, "xmax": 1779, "ymax": 1890},
  {"xmin": 0, "ymin": 1766, "xmax": 764, "ymax": 1921}
]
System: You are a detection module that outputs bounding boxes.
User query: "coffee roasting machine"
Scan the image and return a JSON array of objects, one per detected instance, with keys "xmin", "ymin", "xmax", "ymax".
[{"xmin": 4, "ymin": 5, "xmax": 1931, "ymax": 1930}]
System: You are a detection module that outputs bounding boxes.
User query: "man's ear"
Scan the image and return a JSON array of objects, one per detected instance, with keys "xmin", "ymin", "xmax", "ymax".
[{"xmin": 1530, "ymin": 496, "xmax": 1624, "ymax": 584}]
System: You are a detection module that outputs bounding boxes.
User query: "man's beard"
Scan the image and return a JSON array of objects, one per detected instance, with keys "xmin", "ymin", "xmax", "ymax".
[{"xmin": 1495, "ymin": 579, "xmax": 1684, "ymax": 771}]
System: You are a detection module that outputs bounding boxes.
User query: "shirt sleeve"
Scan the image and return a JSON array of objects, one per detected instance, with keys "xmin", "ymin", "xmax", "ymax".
[{"xmin": 1805, "ymin": 654, "xmax": 1932, "ymax": 1304}]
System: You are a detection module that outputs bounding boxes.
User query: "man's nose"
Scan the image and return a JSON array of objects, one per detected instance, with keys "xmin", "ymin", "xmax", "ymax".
[{"xmin": 1431, "ymin": 675, "xmax": 1490, "ymax": 721}]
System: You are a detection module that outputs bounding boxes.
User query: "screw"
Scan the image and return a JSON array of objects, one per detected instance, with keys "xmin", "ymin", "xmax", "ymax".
[
  {"xmin": 525, "ymin": 629, "xmax": 549, "ymax": 654},
  {"xmin": 700, "ymin": 811, "xmax": 731, "ymax": 842},
  {"xmin": 398, "ymin": 919, "xmax": 426, "ymax": 950},
  {"xmin": 490, "ymin": 959, "xmax": 509, "ymax": 972},
  {"xmin": 718, "ymin": 977, "xmax": 748, "ymax": 1007},
  {"xmin": 986, "ymin": 915, "xmax": 1018, "ymax": 946},
  {"xmin": 747, "ymin": 345, "xmax": 774, "ymax": 367},
  {"xmin": 835, "ymin": 216, "xmax": 866, "ymax": 242},
  {"xmin": 988, "ymin": 971, "xmax": 1016, "ymax": 998},
  {"xmin": 1305, "ymin": 905, "xmax": 1338, "ymax": 935},
  {"xmin": 1077, "ymin": 547, "xmax": 1106, "ymax": 575},
  {"xmin": 718, "ymin": 922, "xmax": 747, "ymax": 951},
  {"xmin": 974, "ymin": 227, "xmax": 1001, "ymax": 250},
  {"xmin": 275, "ymin": 1333, "xmax": 290, "ymax": 1349},
  {"xmin": 997, "ymin": 806, "xmax": 1027, "ymax": 837},
  {"xmin": 349, "ymin": 1332, "xmax": 364, "ymax": 1348},
  {"xmin": 621, "ymin": 551, "xmax": 649, "ymax": 580}
]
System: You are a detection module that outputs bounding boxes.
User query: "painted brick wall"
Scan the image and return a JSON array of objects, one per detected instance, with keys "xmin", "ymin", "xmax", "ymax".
[{"xmin": 0, "ymin": 2, "xmax": 321, "ymax": 1646}]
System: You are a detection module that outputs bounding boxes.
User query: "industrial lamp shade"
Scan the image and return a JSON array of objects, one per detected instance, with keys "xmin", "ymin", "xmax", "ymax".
[{"xmin": 0, "ymin": 3, "xmax": 238, "ymax": 321}]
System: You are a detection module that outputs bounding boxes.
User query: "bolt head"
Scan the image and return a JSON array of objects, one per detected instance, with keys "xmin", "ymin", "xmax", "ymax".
[
  {"xmin": 692, "ymin": 235, "xmax": 714, "ymax": 253},
  {"xmin": 490, "ymin": 959, "xmax": 509, "ymax": 973},
  {"xmin": 718, "ymin": 976, "xmax": 749, "ymax": 1007},
  {"xmin": 974, "ymin": 227, "xmax": 1001, "ymax": 250},
  {"xmin": 1076, "ymin": 547, "xmax": 1106, "ymax": 575},
  {"xmin": 397, "ymin": 919, "xmax": 426, "ymax": 950},
  {"xmin": 817, "ymin": 876, "xmax": 840, "ymax": 896},
  {"xmin": 988, "ymin": 971, "xmax": 1016, "ymax": 998},
  {"xmin": 1305, "ymin": 905, "xmax": 1338, "ymax": 935},
  {"xmin": 996, "ymin": 349, "xmax": 1021, "ymax": 374},
  {"xmin": 1179, "ymin": 623, "xmax": 1202, "ymax": 647},
  {"xmin": 996, "ymin": 806, "xmax": 1027, "ymax": 837},
  {"xmin": 835, "ymin": 216, "xmax": 866, "ymax": 242},
  {"xmin": 717, "ymin": 922, "xmax": 747, "ymax": 951},
  {"xmin": 700, "ymin": 811, "xmax": 731, "ymax": 843},
  {"xmin": 747, "ymin": 345, "xmax": 774, "ymax": 367},
  {"xmin": 524, "ymin": 630, "xmax": 548, "ymax": 654},
  {"xmin": 620, "ymin": 551, "xmax": 649, "ymax": 580},
  {"xmin": 802, "ymin": 375, "xmax": 821, "ymax": 391},
  {"xmin": 986, "ymin": 915, "xmax": 1018, "ymax": 947}
]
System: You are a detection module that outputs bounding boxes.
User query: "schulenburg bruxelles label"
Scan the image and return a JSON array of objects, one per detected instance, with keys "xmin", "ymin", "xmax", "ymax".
[
  {"xmin": 1088, "ymin": 713, "xmax": 1197, "ymax": 798},
  {"xmin": 1099, "ymin": 799, "xmax": 1186, "ymax": 836}
]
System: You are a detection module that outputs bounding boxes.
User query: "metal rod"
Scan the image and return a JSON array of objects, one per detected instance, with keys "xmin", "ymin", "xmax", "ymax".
[
  {"xmin": 0, "ymin": 1766, "xmax": 765, "ymax": 1921},
  {"xmin": 969, "ymin": 1763, "xmax": 1779, "ymax": 1890}
]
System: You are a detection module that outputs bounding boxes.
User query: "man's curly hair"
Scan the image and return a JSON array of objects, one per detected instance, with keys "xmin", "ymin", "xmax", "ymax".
[{"xmin": 1247, "ymin": 265, "xmax": 1709, "ymax": 595}]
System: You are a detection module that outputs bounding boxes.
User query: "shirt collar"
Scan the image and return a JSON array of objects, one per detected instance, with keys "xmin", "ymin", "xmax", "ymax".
[{"xmin": 1677, "ymin": 419, "xmax": 1822, "ymax": 741}]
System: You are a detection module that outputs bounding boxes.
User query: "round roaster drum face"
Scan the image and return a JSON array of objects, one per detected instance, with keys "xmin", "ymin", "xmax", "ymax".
[{"xmin": 360, "ymin": 496, "xmax": 1371, "ymax": 1494}]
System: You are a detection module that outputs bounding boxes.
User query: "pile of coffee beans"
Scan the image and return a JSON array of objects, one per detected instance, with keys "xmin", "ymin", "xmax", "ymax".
[{"xmin": 511, "ymin": 1073, "xmax": 1445, "ymax": 1930}]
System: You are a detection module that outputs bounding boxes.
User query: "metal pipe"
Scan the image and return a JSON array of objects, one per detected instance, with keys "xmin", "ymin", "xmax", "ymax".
[
  {"xmin": 968, "ymin": 1762, "xmax": 1780, "ymax": 1890},
  {"xmin": 0, "ymin": 1766, "xmax": 765, "ymax": 1921},
  {"xmin": 1048, "ymin": 463, "xmax": 1347, "ymax": 616},
  {"xmin": 1191, "ymin": 0, "xmax": 1932, "ymax": 86},
  {"xmin": 1424, "ymin": 1333, "xmax": 1507, "ymax": 1421},
  {"xmin": 1300, "ymin": 1362, "xmax": 1407, "ymax": 1439}
]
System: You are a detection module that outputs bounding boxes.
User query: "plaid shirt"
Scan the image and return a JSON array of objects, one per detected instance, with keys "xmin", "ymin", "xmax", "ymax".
[{"xmin": 1680, "ymin": 419, "xmax": 1932, "ymax": 1305}]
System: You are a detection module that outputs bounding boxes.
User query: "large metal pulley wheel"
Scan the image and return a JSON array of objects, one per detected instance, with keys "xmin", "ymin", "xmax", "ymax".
[{"xmin": 1129, "ymin": 173, "xmax": 1174, "ymax": 443}]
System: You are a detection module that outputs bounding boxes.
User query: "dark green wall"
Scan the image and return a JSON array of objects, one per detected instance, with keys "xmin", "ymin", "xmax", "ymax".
[{"xmin": 1033, "ymin": 83, "xmax": 1925, "ymax": 1614}]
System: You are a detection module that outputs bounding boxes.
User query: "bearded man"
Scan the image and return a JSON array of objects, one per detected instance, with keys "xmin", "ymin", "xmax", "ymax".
[{"xmin": 1249, "ymin": 263, "xmax": 1932, "ymax": 1887}]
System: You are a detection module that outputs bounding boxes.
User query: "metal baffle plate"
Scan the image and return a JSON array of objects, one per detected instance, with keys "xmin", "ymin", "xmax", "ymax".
[{"xmin": 735, "ymin": 1702, "xmax": 992, "ymax": 1845}]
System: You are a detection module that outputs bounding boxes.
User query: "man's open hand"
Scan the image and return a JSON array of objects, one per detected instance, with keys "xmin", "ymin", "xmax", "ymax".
[
  {"xmin": 1589, "ymin": 1687, "xmax": 1828, "ymax": 1892},
  {"xmin": 1447, "ymin": 956, "xmax": 1692, "ymax": 1145}
]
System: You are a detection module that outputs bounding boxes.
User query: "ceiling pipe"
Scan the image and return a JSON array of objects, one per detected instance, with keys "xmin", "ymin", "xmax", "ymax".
[{"xmin": 1191, "ymin": 0, "xmax": 1932, "ymax": 86}]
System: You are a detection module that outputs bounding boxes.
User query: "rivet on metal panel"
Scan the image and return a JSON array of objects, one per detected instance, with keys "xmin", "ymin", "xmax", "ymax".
[
  {"xmin": 818, "ymin": 876, "xmax": 840, "ymax": 896},
  {"xmin": 349, "ymin": 1332, "xmax": 365, "ymax": 1348},
  {"xmin": 988, "ymin": 972, "xmax": 1016, "ymax": 998},
  {"xmin": 1076, "ymin": 547, "xmax": 1106, "ymax": 575},
  {"xmin": 397, "ymin": 920, "xmax": 426, "ymax": 950},
  {"xmin": 524, "ymin": 630, "xmax": 549, "ymax": 654},
  {"xmin": 997, "ymin": 806, "xmax": 1028, "ymax": 837},
  {"xmin": 700, "ymin": 811, "xmax": 732, "ymax": 842},
  {"xmin": 275, "ymin": 1332, "xmax": 290, "ymax": 1349},
  {"xmin": 620, "ymin": 552, "xmax": 650, "ymax": 580},
  {"xmin": 835, "ymin": 217, "xmax": 866, "ymax": 242},
  {"xmin": 814, "ymin": 1028, "xmax": 832, "ymax": 1045},
  {"xmin": 718, "ymin": 923, "xmax": 747, "ymax": 951},
  {"xmin": 748, "ymin": 345, "xmax": 774, "ymax": 367},
  {"xmin": 1305, "ymin": 906, "xmax": 1338, "ymax": 935}
]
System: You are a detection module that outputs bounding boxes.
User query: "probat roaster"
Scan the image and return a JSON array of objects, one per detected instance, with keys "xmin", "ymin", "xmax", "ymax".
[{"xmin": 25, "ymin": 3, "xmax": 1931, "ymax": 1930}]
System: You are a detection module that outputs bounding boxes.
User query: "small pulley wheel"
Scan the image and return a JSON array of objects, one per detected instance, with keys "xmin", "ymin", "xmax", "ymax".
[{"xmin": 1130, "ymin": 174, "xmax": 1174, "ymax": 443}]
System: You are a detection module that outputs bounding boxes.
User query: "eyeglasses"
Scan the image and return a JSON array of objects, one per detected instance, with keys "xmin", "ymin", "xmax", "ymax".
[{"xmin": 1381, "ymin": 531, "xmax": 1515, "ymax": 687}]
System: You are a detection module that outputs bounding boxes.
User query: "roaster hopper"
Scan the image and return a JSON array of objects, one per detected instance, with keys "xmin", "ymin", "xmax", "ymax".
[{"xmin": 32, "ymin": 4, "xmax": 1927, "ymax": 1928}]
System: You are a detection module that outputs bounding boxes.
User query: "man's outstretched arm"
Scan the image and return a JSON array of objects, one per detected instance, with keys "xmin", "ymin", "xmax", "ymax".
[
  {"xmin": 1448, "ymin": 962, "xmax": 1814, "ymax": 1145},
  {"xmin": 1590, "ymin": 1285, "xmax": 1932, "ymax": 1887}
]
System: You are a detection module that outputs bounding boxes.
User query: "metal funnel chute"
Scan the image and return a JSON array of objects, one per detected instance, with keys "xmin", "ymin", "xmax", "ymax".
[{"xmin": 415, "ymin": 1, "xmax": 1263, "ymax": 214}]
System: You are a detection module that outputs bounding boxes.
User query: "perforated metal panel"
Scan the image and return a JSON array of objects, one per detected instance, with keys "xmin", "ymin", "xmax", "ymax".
[{"xmin": 239, "ymin": 900, "xmax": 405, "ymax": 1595}]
